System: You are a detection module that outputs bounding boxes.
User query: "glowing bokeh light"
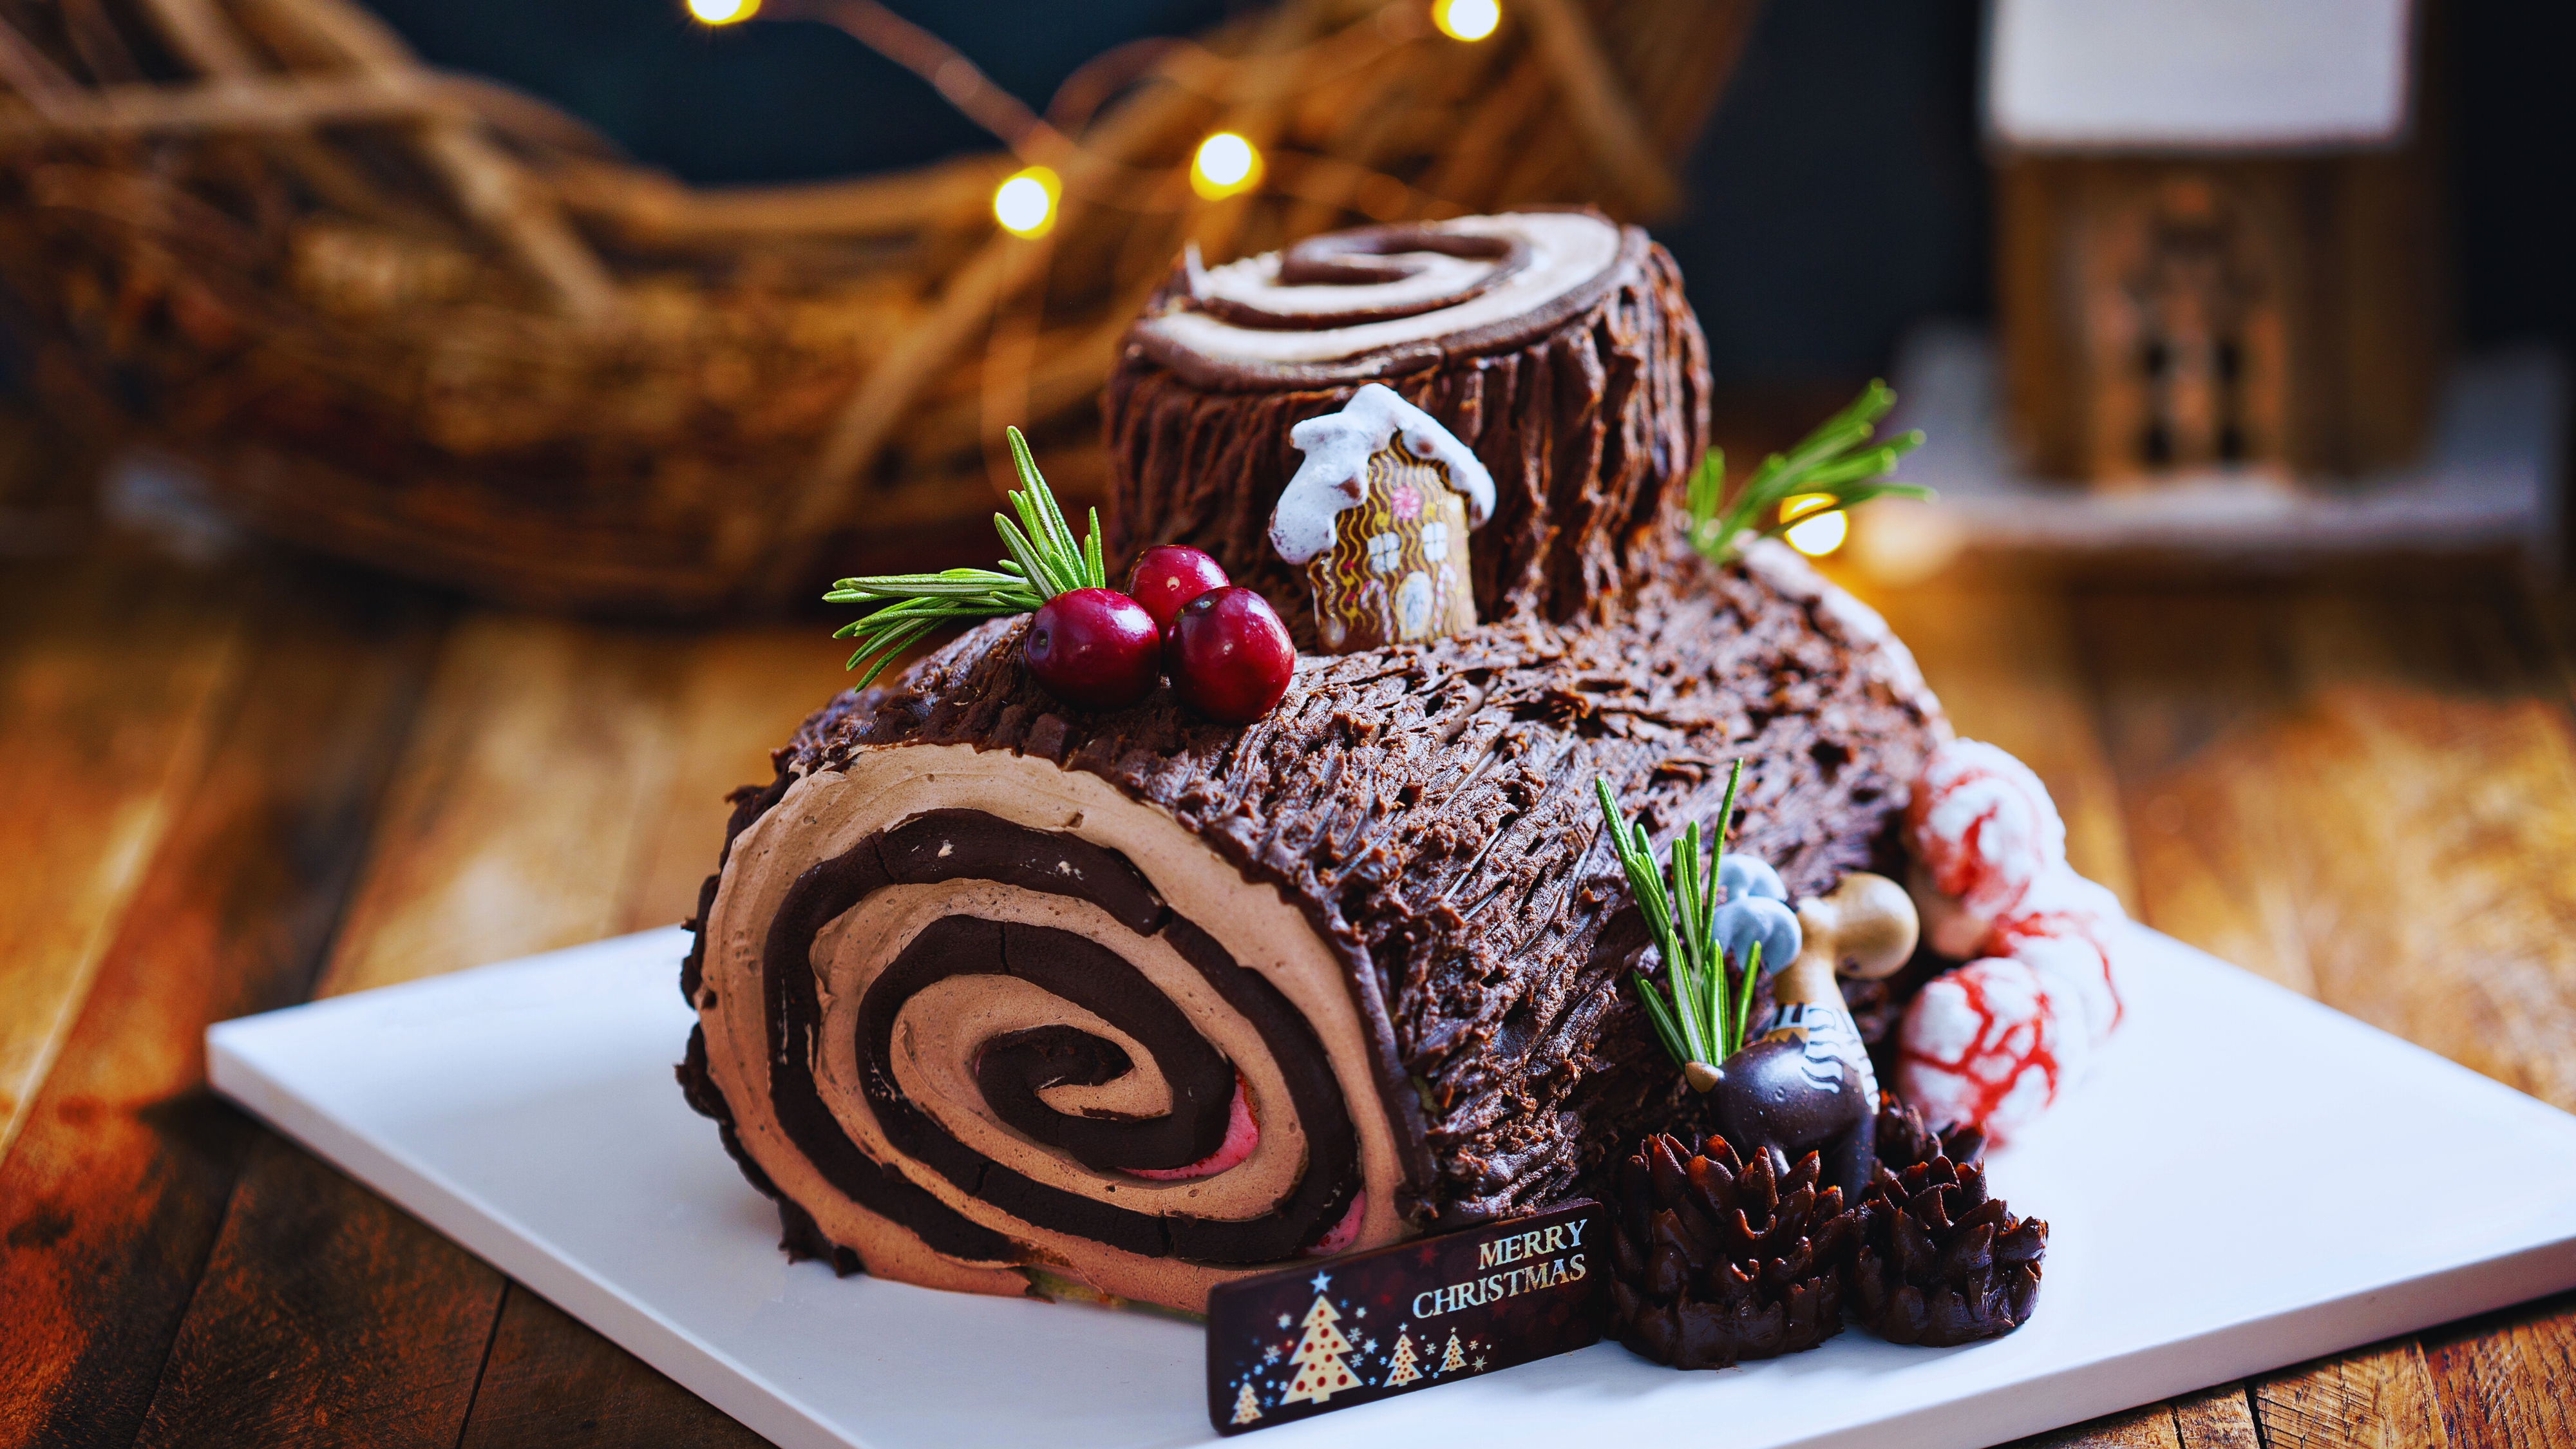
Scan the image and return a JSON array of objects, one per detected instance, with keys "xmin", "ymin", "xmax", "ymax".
[
  {"xmin": 1433, "ymin": 0, "xmax": 1501, "ymax": 41},
  {"xmin": 687, "ymin": 0, "xmax": 758, "ymax": 24},
  {"xmin": 1190, "ymin": 132, "xmax": 1262, "ymax": 200},
  {"xmin": 992, "ymin": 167, "xmax": 1059, "ymax": 237},
  {"xmin": 1782, "ymin": 493, "xmax": 1848, "ymax": 557}
]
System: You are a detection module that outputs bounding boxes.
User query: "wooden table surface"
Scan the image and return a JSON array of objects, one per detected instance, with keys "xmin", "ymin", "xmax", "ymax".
[{"xmin": 4, "ymin": 439, "xmax": 2573, "ymax": 1446}]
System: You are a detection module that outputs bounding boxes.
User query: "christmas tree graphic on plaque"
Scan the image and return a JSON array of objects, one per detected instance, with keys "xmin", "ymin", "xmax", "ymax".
[
  {"xmin": 1230, "ymin": 1379, "xmax": 1263, "ymax": 1425},
  {"xmin": 1381, "ymin": 1331, "xmax": 1423, "ymax": 1388},
  {"xmin": 1440, "ymin": 1327, "xmax": 1468, "ymax": 1374},
  {"xmin": 1277, "ymin": 1276, "xmax": 1363, "ymax": 1406}
]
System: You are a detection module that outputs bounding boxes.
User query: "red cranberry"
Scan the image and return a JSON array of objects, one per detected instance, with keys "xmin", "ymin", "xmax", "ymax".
[
  {"xmin": 1023, "ymin": 588, "xmax": 1160, "ymax": 710},
  {"xmin": 1166, "ymin": 587, "xmax": 1295, "ymax": 724},
  {"xmin": 1124, "ymin": 545, "xmax": 1231, "ymax": 633}
]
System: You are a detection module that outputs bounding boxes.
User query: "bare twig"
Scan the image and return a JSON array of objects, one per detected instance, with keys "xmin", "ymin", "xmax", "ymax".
[
  {"xmin": 238, "ymin": 0, "xmax": 623, "ymax": 324},
  {"xmin": 1514, "ymin": 0, "xmax": 1681, "ymax": 217}
]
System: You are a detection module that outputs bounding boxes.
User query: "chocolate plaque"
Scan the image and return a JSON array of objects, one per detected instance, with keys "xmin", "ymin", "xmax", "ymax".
[{"xmin": 1204, "ymin": 1200, "xmax": 1607, "ymax": 1434}]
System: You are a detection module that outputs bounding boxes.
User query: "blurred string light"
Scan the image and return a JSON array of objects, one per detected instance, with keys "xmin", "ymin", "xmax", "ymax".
[
  {"xmin": 1432, "ymin": 0, "xmax": 1501, "ymax": 41},
  {"xmin": 688, "ymin": 0, "xmax": 758, "ymax": 24},
  {"xmin": 993, "ymin": 166, "xmax": 1059, "ymax": 237},
  {"xmin": 1781, "ymin": 494, "xmax": 1848, "ymax": 557},
  {"xmin": 1190, "ymin": 132, "xmax": 1263, "ymax": 200}
]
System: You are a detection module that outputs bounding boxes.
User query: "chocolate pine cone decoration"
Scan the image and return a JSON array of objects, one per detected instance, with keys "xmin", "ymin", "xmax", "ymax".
[
  {"xmin": 1850, "ymin": 1097, "xmax": 2048, "ymax": 1345},
  {"xmin": 1609, "ymin": 1132, "xmax": 1860, "ymax": 1369}
]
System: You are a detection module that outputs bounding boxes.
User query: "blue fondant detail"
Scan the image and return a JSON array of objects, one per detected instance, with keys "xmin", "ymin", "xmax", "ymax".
[
  {"xmin": 1718, "ymin": 853, "xmax": 1787, "ymax": 904},
  {"xmin": 1713, "ymin": 895, "xmax": 1801, "ymax": 978}
]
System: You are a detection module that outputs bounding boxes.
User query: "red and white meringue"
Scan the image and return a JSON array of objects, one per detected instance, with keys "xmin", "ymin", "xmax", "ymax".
[{"xmin": 1896, "ymin": 741, "xmax": 2126, "ymax": 1143}]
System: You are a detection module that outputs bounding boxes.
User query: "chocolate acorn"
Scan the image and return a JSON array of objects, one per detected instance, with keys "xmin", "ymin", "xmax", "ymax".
[
  {"xmin": 1849, "ymin": 1097, "xmax": 2047, "ymax": 1346},
  {"xmin": 1608, "ymin": 1132, "xmax": 1860, "ymax": 1368}
]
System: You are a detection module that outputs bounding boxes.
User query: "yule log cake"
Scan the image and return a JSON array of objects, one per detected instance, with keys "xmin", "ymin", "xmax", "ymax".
[{"xmin": 677, "ymin": 211, "xmax": 1949, "ymax": 1315}]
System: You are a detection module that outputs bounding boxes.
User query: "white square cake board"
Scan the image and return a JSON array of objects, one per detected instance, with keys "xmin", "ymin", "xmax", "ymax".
[{"xmin": 207, "ymin": 923, "xmax": 2576, "ymax": 1449}]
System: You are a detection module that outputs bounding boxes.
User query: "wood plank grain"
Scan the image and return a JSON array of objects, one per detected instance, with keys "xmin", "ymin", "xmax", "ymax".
[
  {"xmin": 2080, "ymin": 578, "xmax": 2576, "ymax": 1449},
  {"xmin": 2064, "ymin": 578, "xmax": 2576, "ymax": 1449},
  {"xmin": 2255, "ymin": 1339, "xmax": 2451, "ymax": 1449},
  {"xmin": 2270, "ymin": 587, "xmax": 2576, "ymax": 1112},
  {"xmin": 483, "ymin": 625, "xmax": 854, "ymax": 1446},
  {"xmin": 129, "ymin": 1135, "xmax": 506, "ymax": 1449},
  {"xmin": 2074, "ymin": 584, "xmax": 2319, "ymax": 995},
  {"xmin": 610, "ymin": 627, "xmax": 858, "ymax": 938},
  {"xmin": 57, "ymin": 560, "xmax": 2562, "ymax": 1449},
  {"xmin": 315, "ymin": 612, "xmax": 683, "ymax": 996},
  {"xmin": 453, "ymin": 1287, "xmax": 769, "ymax": 1449},
  {"xmin": 2169, "ymin": 1384, "xmax": 2259, "ymax": 1448},
  {"xmin": 1859, "ymin": 573, "xmax": 2137, "ymax": 907},
  {"xmin": 329, "ymin": 609, "xmax": 861, "ymax": 986},
  {"xmin": 155, "ymin": 612, "xmax": 842, "ymax": 1447},
  {"xmin": 0, "ymin": 569, "xmax": 440, "ymax": 1448},
  {"xmin": 2424, "ymin": 1293, "xmax": 2576, "ymax": 1449},
  {"xmin": 1997, "ymin": 1383, "xmax": 2254, "ymax": 1449},
  {"xmin": 0, "ymin": 551, "xmax": 249, "ymax": 1164},
  {"xmin": 133, "ymin": 609, "xmax": 715, "ymax": 1444},
  {"xmin": 2087, "ymin": 580, "xmax": 2576, "ymax": 1108},
  {"xmin": 2002, "ymin": 1400, "xmax": 2184, "ymax": 1448}
]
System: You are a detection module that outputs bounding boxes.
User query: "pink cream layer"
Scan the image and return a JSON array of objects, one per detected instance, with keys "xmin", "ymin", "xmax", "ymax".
[{"xmin": 1126, "ymin": 1074, "xmax": 1258, "ymax": 1181}]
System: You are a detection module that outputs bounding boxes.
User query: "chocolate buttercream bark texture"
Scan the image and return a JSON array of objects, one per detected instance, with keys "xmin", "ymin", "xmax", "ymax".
[
  {"xmin": 1106, "ymin": 214, "xmax": 1709, "ymax": 645},
  {"xmin": 680, "ymin": 544, "xmax": 1946, "ymax": 1293}
]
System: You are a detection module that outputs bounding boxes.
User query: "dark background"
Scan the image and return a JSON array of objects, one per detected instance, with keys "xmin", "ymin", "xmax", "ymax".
[
  {"xmin": 66, "ymin": 0, "xmax": 2576, "ymax": 386},
  {"xmin": 358, "ymin": 0, "xmax": 2573, "ymax": 385}
]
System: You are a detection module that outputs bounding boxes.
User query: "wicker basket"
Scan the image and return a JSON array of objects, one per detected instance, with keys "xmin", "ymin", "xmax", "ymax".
[{"xmin": 0, "ymin": 0, "xmax": 1755, "ymax": 613}]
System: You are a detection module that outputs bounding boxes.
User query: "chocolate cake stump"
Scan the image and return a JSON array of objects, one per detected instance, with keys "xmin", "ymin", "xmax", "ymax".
[{"xmin": 1108, "ymin": 210, "xmax": 1709, "ymax": 643}]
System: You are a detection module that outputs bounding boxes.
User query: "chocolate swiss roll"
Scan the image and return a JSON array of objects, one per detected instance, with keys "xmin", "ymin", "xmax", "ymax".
[
  {"xmin": 1107, "ymin": 210, "xmax": 1709, "ymax": 645},
  {"xmin": 678, "ymin": 540, "xmax": 1946, "ymax": 1312}
]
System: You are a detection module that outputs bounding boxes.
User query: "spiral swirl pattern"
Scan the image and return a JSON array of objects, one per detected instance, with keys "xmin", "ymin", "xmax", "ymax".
[
  {"xmin": 1135, "ymin": 211, "xmax": 1626, "ymax": 390},
  {"xmin": 687, "ymin": 744, "xmax": 1409, "ymax": 1311}
]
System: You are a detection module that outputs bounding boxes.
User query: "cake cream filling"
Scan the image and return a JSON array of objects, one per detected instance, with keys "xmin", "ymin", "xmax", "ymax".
[
  {"xmin": 697, "ymin": 741, "xmax": 1409, "ymax": 1311},
  {"xmin": 1144, "ymin": 212, "xmax": 1621, "ymax": 365},
  {"xmin": 814, "ymin": 882, "xmax": 1311, "ymax": 1220}
]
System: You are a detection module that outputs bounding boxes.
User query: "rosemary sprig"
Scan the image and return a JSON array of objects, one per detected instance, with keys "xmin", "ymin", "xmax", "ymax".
[
  {"xmin": 1686, "ymin": 379, "xmax": 1934, "ymax": 565},
  {"xmin": 1595, "ymin": 759, "xmax": 1762, "ymax": 1072},
  {"xmin": 825, "ymin": 426, "xmax": 1108, "ymax": 687}
]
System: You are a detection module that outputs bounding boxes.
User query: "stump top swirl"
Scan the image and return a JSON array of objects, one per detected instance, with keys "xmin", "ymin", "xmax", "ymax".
[{"xmin": 1129, "ymin": 211, "xmax": 1634, "ymax": 392}]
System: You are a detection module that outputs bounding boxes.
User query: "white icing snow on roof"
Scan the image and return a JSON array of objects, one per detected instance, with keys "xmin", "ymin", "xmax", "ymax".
[
  {"xmin": 1988, "ymin": 0, "xmax": 2414, "ymax": 152},
  {"xmin": 1268, "ymin": 384, "xmax": 1495, "ymax": 567}
]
